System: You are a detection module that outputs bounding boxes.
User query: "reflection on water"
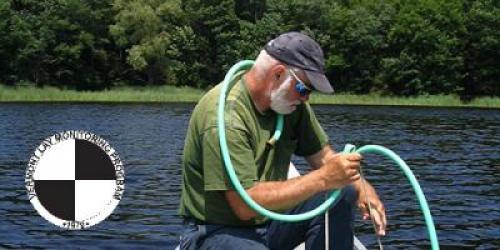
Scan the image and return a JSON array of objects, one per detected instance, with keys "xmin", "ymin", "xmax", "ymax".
[{"xmin": 0, "ymin": 103, "xmax": 498, "ymax": 249}]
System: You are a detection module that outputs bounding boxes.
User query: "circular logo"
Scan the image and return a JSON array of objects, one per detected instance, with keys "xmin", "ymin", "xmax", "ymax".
[{"xmin": 25, "ymin": 130, "xmax": 125, "ymax": 229}]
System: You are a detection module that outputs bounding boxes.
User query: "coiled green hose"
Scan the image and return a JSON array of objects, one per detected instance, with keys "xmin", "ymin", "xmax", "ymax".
[{"xmin": 217, "ymin": 60, "xmax": 439, "ymax": 249}]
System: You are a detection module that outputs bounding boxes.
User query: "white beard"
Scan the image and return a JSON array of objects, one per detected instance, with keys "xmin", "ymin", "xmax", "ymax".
[{"xmin": 270, "ymin": 76, "xmax": 300, "ymax": 114}]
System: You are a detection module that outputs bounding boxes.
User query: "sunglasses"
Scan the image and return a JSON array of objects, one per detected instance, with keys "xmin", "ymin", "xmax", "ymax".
[{"xmin": 288, "ymin": 69, "xmax": 313, "ymax": 97}]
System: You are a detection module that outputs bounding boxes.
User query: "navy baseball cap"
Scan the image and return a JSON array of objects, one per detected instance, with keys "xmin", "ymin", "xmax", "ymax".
[{"xmin": 264, "ymin": 32, "xmax": 334, "ymax": 94}]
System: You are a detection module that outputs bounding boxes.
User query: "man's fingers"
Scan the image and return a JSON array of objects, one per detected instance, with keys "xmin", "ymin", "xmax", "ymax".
[
  {"xmin": 347, "ymin": 169, "xmax": 360, "ymax": 179},
  {"xmin": 346, "ymin": 153, "xmax": 362, "ymax": 161},
  {"xmin": 380, "ymin": 205, "xmax": 387, "ymax": 231},
  {"xmin": 371, "ymin": 206, "xmax": 386, "ymax": 236},
  {"xmin": 374, "ymin": 202, "xmax": 387, "ymax": 228},
  {"xmin": 358, "ymin": 202, "xmax": 368, "ymax": 218},
  {"xmin": 350, "ymin": 172, "xmax": 361, "ymax": 182},
  {"xmin": 348, "ymin": 162, "xmax": 360, "ymax": 171}
]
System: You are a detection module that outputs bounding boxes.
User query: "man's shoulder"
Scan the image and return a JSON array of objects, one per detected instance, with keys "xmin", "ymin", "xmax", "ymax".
[
  {"xmin": 199, "ymin": 84, "xmax": 221, "ymax": 107},
  {"xmin": 195, "ymin": 81, "xmax": 248, "ymax": 111},
  {"xmin": 192, "ymin": 73, "xmax": 255, "ymax": 134}
]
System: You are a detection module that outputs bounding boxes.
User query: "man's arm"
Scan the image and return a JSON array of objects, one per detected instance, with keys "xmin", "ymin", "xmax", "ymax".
[
  {"xmin": 225, "ymin": 147, "xmax": 362, "ymax": 221},
  {"xmin": 225, "ymin": 170, "xmax": 327, "ymax": 220}
]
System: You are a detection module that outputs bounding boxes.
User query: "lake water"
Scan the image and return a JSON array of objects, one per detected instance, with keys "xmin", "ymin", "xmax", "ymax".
[{"xmin": 0, "ymin": 103, "xmax": 498, "ymax": 249}]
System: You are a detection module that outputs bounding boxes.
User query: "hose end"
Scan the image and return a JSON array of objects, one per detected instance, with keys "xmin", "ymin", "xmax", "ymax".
[
  {"xmin": 267, "ymin": 138, "xmax": 277, "ymax": 147},
  {"xmin": 343, "ymin": 144, "xmax": 357, "ymax": 153}
]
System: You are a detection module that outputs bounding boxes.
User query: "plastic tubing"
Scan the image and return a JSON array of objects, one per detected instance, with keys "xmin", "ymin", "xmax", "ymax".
[
  {"xmin": 217, "ymin": 60, "xmax": 342, "ymax": 222},
  {"xmin": 217, "ymin": 60, "xmax": 439, "ymax": 249}
]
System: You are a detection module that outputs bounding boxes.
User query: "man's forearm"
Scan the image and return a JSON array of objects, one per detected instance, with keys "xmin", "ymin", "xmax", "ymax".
[
  {"xmin": 249, "ymin": 170, "xmax": 328, "ymax": 210},
  {"xmin": 226, "ymin": 169, "xmax": 328, "ymax": 220},
  {"xmin": 227, "ymin": 146, "xmax": 362, "ymax": 221}
]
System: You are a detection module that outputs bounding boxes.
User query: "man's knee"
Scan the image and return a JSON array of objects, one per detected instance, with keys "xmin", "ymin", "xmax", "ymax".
[
  {"xmin": 308, "ymin": 185, "xmax": 358, "ymax": 211},
  {"xmin": 327, "ymin": 185, "xmax": 357, "ymax": 214},
  {"xmin": 342, "ymin": 184, "xmax": 358, "ymax": 205}
]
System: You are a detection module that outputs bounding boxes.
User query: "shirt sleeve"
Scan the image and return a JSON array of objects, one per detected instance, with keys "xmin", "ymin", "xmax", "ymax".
[
  {"xmin": 294, "ymin": 103, "xmax": 330, "ymax": 156},
  {"xmin": 202, "ymin": 126, "xmax": 257, "ymax": 191}
]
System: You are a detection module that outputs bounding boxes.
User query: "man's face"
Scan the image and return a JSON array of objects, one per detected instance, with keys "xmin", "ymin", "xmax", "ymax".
[{"xmin": 270, "ymin": 69, "xmax": 312, "ymax": 114}]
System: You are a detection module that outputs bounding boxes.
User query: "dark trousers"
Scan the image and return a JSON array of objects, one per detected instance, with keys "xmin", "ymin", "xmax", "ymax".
[{"xmin": 180, "ymin": 185, "xmax": 357, "ymax": 250}]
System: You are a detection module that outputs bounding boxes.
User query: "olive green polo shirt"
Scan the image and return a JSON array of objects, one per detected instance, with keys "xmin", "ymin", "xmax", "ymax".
[{"xmin": 178, "ymin": 70, "xmax": 329, "ymax": 226}]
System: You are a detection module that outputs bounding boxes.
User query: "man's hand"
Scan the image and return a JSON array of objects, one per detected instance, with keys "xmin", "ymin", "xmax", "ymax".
[
  {"xmin": 354, "ymin": 179, "xmax": 387, "ymax": 236},
  {"xmin": 318, "ymin": 153, "xmax": 362, "ymax": 190}
]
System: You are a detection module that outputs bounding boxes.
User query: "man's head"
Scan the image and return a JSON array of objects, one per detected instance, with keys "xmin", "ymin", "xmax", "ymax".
[
  {"xmin": 265, "ymin": 32, "xmax": 333, "ymax": 94},
  {"xmin": 250, "ymin": 32, "xmax": 333, "ymax": 114}
]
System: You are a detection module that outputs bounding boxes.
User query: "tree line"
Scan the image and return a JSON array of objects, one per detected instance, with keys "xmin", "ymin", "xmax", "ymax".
[{"xmin": 1, "ymin": 0, "xmax": 498, "ymax": 99}]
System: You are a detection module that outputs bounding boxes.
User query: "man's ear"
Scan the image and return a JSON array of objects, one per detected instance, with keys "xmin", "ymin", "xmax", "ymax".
[
  {"xmin": 267, "ymin": 64, "xmax": 287, "ymax": 90},
  {"xmin": 272, "ymin": 65, "xmax": 286, "ymax": 81}
]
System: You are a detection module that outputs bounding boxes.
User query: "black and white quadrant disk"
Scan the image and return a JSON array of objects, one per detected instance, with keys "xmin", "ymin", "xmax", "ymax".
[{"xmin": 27, "ymin": 133, "xmax": 124, "ymax": 230}]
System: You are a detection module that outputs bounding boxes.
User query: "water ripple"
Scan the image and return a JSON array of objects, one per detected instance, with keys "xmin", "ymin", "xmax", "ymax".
[{"xmin": 0, "ymin": 103, "xmax": 499, "ymax": 249}]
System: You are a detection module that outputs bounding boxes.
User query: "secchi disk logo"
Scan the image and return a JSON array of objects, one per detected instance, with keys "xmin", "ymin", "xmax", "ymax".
[{"xmin": 25, "ymin": 130, "xmax": 125, "ymax": 230}]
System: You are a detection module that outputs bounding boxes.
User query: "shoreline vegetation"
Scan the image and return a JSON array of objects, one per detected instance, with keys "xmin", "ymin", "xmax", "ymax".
[
  {"xmin": 1, "ymin": 85, "xmax": 498, "ymax": 108},
  {"xmin": 3, "ymin": 1, "xmax": 498, "ymax": 103}
]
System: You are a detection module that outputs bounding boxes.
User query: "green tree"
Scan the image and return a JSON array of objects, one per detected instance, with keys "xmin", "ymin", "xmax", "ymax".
[
  {"xmin": 324, "ymin": 1, "xmax": 395, "ymax": 94},
  {"xmin": 0, "ymin": 1, "xmax": 17, "ymax": 84},
  {"xmin": 461, "ymin": 0, "xmax": 500, "ymax": 99},
  {"xmin": 379, "ymin": 0, "xmax": 465, "ymax": 96},
  {"xmin": 1, "ymin": 0, "xmax": 497, "ymax": 98},
  {"xmin": 1, "ymin": 0, "xmax": 124, "ymax": 90},
  {"xmin": 110, "ymin": 0, "xmax": 202, "ymax": 86},
  {"xmin": 181, "ymin": 0, "xmax": 242, "ymax": 87},
  {"xmin": 235, "ymin": 0, "xmax": 266, "ymax": 22},
  {"xmin": 236, "ymin": 1, "xmax": 288, "ymax": 60}
]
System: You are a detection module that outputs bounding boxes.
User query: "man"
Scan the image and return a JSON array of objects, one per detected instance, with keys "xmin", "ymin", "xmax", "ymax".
[{"xmin": 179, "ymin": 32, "xmax": 386, "ymax": 249}]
